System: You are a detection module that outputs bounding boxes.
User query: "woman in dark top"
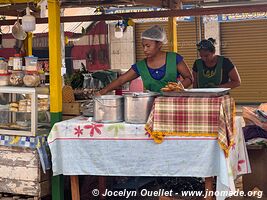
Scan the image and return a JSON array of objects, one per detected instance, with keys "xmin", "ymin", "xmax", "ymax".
[{"xmin": 193, "ymin": 38, "xmax": 241, "ymax": 89}]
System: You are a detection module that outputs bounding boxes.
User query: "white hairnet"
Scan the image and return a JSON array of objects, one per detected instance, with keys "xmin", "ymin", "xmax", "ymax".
[{"xmin": 141, "ymin": 25, "xmax": 168, "ymax": 44}]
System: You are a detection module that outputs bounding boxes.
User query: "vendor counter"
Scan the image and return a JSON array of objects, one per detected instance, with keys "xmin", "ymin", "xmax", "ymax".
[{"xmin": 48, "ymin": 113, "xmax": 250, "ymax": 200}]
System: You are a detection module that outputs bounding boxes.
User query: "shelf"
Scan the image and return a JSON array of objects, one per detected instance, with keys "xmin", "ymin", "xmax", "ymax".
[
  {"xmin": 0, "ymin": 86, "xmax": 49, "ymax": 95},
  {"xmin": 0, "ymin": 128, "xmax": 50, "ymax": 137},
  {"xmin": 0, "ymin": 86, "xmax": 50, "ymax": 137},
  {"xmin": 0, "ymin": 109, "xmax": 49, "ymax": 113}
]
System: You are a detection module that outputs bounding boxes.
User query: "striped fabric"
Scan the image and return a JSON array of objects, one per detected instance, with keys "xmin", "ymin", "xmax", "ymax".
[{"xmin": 146, "ymin": 95, "xmax": 235, "ymax": 157}]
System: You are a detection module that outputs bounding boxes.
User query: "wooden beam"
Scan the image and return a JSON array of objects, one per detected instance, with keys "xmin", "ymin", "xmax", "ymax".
[
  {"xmin": 0, "ymin": 3, "xmax": 39, "ymax": 17},
  {"xmin": 118, "ymin": 0, "xmax": 182, "ymax": 9},
  {"xmin": 61, "ymin": 1, "xmax": 141, "ymax": 8},
  {"xmin": 0, "ymin": 0, "xmax": 40, "ymax": 3},
  {"xmin": 124, "ymin": 0, "xmax": 163, "ymax": 8},
  {"xmin": 1, "ymin": 3, "xmax": 267, "ymax": 25}
]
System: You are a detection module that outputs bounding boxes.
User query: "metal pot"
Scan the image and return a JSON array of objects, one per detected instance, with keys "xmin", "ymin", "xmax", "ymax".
[
  {"xmin": 124, "ymin": 92, "xmax": 159, "ymax": 124},
  {"xmin": 93, "ymin": 95, "xmax": 124, "ymax": 123}
]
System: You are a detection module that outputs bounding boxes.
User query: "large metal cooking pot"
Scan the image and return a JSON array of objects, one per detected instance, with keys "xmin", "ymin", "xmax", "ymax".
[
  {"xmin": 93, "ymin": 95, "xmax": 124, "ymax": 123},
  {"xmin": 124, "ymin": 92, "xmax": 159, "ymax": 124}
]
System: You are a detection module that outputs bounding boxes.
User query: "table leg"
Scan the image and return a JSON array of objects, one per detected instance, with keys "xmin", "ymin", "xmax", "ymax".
[
  {"xmin": 71, "ymin": 175, "xmax": 80, "ymax": 200},
  {"xmin": 99, "ymin": 176, "xmax": 106, "ymax": 200},
  {"xmin": 205, "ymin": 177, "xmax": 215, "ymax": 200}
]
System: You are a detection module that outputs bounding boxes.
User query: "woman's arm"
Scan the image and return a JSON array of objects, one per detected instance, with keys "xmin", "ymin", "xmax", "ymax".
[
  {"xmin": 218, "ymin": 67, "xmax": 241, "ymax": 89},
  {"xmin": 98, "ymin": 68, "xmax": 139, "ymax": 95},
  {"xmin": 177, "ymin": 60, "xmax": 193, "ymax": 88},
  {"xmin": 192, "ymin": 71, "xmax": 198, "ymax": 88}
]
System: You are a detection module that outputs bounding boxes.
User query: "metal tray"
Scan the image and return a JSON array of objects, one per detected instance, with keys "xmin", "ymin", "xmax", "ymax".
[{"xmin": 162, "ymin": 88, "xmax": 230, "ymax": 97}]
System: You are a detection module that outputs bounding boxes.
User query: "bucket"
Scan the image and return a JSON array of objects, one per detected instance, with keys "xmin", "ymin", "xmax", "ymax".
[{"xmin": 93, "ymin": 95, "xmax": 124, "ymax": 123}]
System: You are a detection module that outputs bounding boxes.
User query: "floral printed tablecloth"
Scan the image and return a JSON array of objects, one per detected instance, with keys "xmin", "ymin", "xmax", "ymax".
[{"xmin": 48, "ymin": 116, "xmax": 250, "ymax": 200}]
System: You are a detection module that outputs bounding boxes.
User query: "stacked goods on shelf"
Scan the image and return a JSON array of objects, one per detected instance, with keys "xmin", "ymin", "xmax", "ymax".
[
  {"xmin": 10, "ymin": 98, "xmax": 49, "ymax": 112},
  {"xmin": 0, "ymin": 55, "xmax": 45, "ymax": 88},
  {"xmin": 0, "ymin": 58, "xmax": 9, "ymax": 86},
  {"xmin": 10, "ymin": 70, "xmax": 24, "ymax": 86}
]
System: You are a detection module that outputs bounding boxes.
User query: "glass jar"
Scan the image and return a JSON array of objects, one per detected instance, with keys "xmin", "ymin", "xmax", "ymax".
[
  {"xmin": 13, "ymin": 54, "xmax": 23, "ymax": 71},
  {"xmin": 8, "ymin": 57, "xmax": 13, "ymax": 67},
  {"xmin": 0, "ymin": 74, "xmax": 10, "ymax": 86},
  {"xmin": 23, "ymin": 71, "xmax": 41, "ymax": 87},
  {"xmin": 0, "ymin": 57, "xmax": 8, "ymax": 74},
  {"xmin": 10, "ymin": 71, "xmax": 24, "ymax": 86}
]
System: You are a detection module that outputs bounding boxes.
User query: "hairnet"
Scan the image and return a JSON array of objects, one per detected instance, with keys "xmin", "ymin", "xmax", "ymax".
[{"xmin": 141, "ymin": 25, "xmax": 168, "ymax": 44}]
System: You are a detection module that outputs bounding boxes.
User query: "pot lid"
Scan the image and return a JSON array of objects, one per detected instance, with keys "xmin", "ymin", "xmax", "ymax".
[
  {"xmin": 95, "ymin": 95, "xmax": 123, "ymax": 100},
  {"xmin": 124, "ymin": 92, "xmax": 159, "ymax": 97}
]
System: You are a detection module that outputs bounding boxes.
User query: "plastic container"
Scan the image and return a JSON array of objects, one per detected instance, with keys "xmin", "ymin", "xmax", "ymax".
[
  {"xmin": 0, "ymin": 58, "xmax": 8, "ymax": 74},
  {"xmin": 13, "ymin": 54, "xmax": 22, "ymax": 71},
  {"xmin": 8, "ymin": 57, "xmax": 13, "ymax": 67},
  {"xmin": 0, "ymin": 74, "xmax": 10, "ymax": 86},
  {"xmin": 10, "ymin": 71, "xmax": 24, "ymax": 86},
  {"xmin": 25, "ymin": 56, "xmax": 38, "ymax": 71},
  {"xmin": 38, "ymin": 70, "xmax": 46, "ymax": 86},
  {"xmin": 23, "ymin": 71, "xmax": 40, "ymax": 87}
]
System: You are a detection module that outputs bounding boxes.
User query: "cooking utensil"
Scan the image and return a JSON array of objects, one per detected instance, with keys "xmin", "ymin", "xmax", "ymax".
[
  {"xmin": 124, "ymin": 92, "xmax": 159, "ymax": 124},
  {"xmin": 93, "ymin": 95, "xmax": 124, "ymax": 123}
]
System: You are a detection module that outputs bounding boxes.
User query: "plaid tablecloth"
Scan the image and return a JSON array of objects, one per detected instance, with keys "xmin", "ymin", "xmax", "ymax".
[{"xmin": 145, "ymin": 95, "xmax": 235, "ymax": 157}]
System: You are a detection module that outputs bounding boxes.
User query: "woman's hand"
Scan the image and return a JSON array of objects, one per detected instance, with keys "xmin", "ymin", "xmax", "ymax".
[
  {"xmin": 177, "ymin": 60, "xmax": 193, "ymax": 88},
  {"xmin": 94, "ymin": 91, "xmax": 101, "ymax": 97},
  {"xmin": 96, "ymin": 69, "xmax": 138, "ymax": 95}
]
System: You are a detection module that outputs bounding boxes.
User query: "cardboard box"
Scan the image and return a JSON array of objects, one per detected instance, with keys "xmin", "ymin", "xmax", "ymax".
[
  {"xmin": 243, "ymin": 146, "xmax": 267, "ymax": 195},
  {"xmin": 62, "ymin": 102, "xmax": 81, "ymax": 115}
]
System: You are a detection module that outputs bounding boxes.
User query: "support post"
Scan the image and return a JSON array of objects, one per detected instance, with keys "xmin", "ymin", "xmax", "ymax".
[
  {"xmin": 48, "ymin": 0, "xmax": 63, "ymax": 200},
  {"xmin": 168, "ymin": 17, "xmax": 177, "ymax": 52}
]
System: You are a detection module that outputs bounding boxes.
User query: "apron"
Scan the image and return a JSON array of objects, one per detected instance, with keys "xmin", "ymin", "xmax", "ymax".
[
  {"xmin": 196, "ymin": 56, "xmax": 223, "ymax": 88},
  {"xmin": 136, "ymin": 52, "xmax": 177, "ymax": 93}
]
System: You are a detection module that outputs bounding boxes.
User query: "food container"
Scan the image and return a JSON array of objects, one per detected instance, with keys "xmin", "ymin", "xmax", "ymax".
[
  {"xmin": 81, "ymin": 99, "xmax": 94, "ymax": 117},
  {"xmin": 0, "ymin": 58, "xmax": 8, "ymax": 74},
  {"xmin": 10, "ymin": 71, "xmax": 24, "ymax": 86},
  {"xmin": 124, "ymin": 92, "xmax": 158, "ymax": 124},
  {"xmin": 8, "ymin": 57, "xmax": 13, "ymax": 67},
  {"xmin": 93, "ymin": 95, "xmax": 124, "ymax": 123},
  {"xmin": 13, "ymin": 54, "xmax": 22, "ymax": 71},
  {"xmin": 23, "ymin": 71, "xmax": 41, "ymax": 87},
  {"xmin": 25, "ymin": 56, "xmax": 38, "ymax": 71},
  {"xmin": 0, "ymin": 74, "xmax": 10, "ymax": 86}
]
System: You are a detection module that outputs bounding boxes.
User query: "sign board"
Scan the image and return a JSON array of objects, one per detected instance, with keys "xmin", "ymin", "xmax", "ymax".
[{"xmin": 105, "ymin": 6, "xmax": 194, "ymax": 23}]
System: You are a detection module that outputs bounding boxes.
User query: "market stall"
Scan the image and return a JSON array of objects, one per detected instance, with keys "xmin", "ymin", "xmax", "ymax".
[
  {"xmin": 1, "ymin": 1, "xmax": 267, "ymax": 200},
  {"xmin": 48, "ymin": 95, "xmax": 250, "ymax": 200},
  {"xmin": 0, "ymin": 55, "xmax": 51, "ymax": 199}
]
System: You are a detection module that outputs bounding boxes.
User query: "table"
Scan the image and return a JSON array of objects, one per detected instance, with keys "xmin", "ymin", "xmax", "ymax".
[
  {"xmin": 48, "ymin": 115, "xmax": 250, "ymax": 200},
  {"xmin": 146, "ymin": 95, "xmax": 235, "ymax": 157}
]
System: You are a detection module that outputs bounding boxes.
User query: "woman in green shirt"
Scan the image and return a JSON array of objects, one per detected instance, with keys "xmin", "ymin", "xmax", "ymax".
[
  {"xmin": 193, "ymin": 38, "xmax": 241, "ymax": 89},
  {"xmin": 97, "ymin": 25, "xmax": 193, "ymax": 95}
]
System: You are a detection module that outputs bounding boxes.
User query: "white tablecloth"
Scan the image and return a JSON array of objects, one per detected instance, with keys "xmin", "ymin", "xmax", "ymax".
[{"xmin": 48, "ymin": 116, "xmax": 250, "ymax": 200}]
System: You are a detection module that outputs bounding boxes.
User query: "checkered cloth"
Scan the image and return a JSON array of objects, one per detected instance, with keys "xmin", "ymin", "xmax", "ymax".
[{"xmin": 145, "ymin": 95, "xmax": 235, "ymax": 157}]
